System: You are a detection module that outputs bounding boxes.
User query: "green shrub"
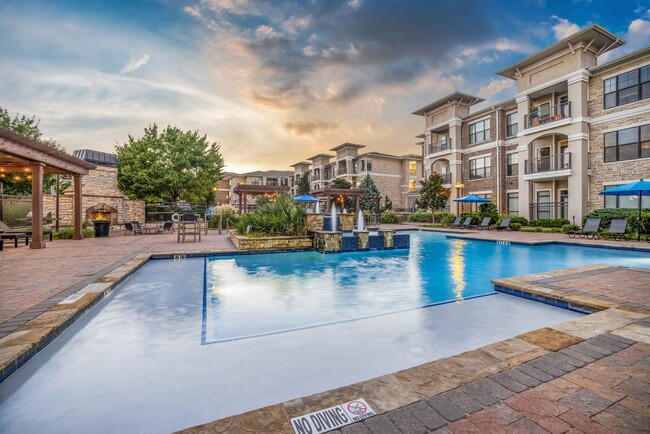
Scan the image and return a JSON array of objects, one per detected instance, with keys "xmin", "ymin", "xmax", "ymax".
[
  {"xmin": 408, "ymin": 210, "xmax": 432, "ymax": 222},
  {"xmin": 529, "ymin": 218, "xmax": 570, "ymax": 228},
  {"xmin": 208, "ymin": 210, "xmax": 240, "ymax": 229},
  {"xmin": 53, "ymin": 227, "xmax": 95, "ymax": 240},
  {"xmin": 436, "ymin": 212, "xmax": 456, "ymax": 225},
  {"xmin": 235, "ymin": 193, "xmax": 306, "ymax": 236},
  {"xmin": 521, "ymin": 226, "xmax": 544, "ymax": 232},
  {"xmin": 562, "ymin": 224, "xmax": 579, "ymax": 233},
  {"xmin": 584, "ymin": 208, "xmax": 650, "ymax": 235},
  {"xmin": 380, "ymin": 210, "xmax": 399, "ymax": 224},
  {"xmin": 478, "ymin": 203, "xmax": 499, "ymax": 223},
  {"xmin": 510, "ymin": 222, "xmax": 522, "ymax": 231},
  {"xmin": 508, "ymin": 216, "xmax": 529, "ymax": 226}
]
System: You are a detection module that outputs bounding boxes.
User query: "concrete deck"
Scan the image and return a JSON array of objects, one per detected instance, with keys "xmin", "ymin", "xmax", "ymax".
[{"xmin": 1, "ymin": 226, "xmax": 649, "ymax": 433}]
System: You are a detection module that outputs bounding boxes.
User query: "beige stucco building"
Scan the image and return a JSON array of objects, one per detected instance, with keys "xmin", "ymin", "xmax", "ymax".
[
  {"xmin": 219, "ymin": 170, "xmax": 293, "ymax": 208},
  {"xmin": 414, "ymin": 24, "xmax": 649, "ymax": 221},
  {"xmin": 290, "ymin": 143, "xmax": 423, "ymax": 211}
]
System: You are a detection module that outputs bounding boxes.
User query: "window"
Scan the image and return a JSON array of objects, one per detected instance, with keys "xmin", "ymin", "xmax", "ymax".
[
  {"xmin": 469, "ymin": 156, "xmax": 491, "ymax": 179},
  {"xmin": 536, "ymin": 191, "xmax": 551, "ymax": 219},
  {"xmin": 604, "ymin": 124, "xmax": 650, "ymax": 162},
  {"xmin": 409, "ymin": 180, "xmax": 417, "ymax": 191},
  {"xmin": 506, "ymin": 153, "xmax": 518, "ymax": 176},
  {"xmin": 507, "ymin": 192, "xmax": 519, "ymax": 216},
  {"xmin": 366, "ymin": 159, "xmax": 373, "ymax": 172},
  {"xmin": 469, "ymin": 119, "xmax": 491, "ymax": 144},
  {"xmin": 360, "ymin": 160, "xmax": 365, "ymax": 172},
  {"xmin": 506, "ymin": 112, "xmax": 518, "ymax": 137},
  {"xmin": 604, "ymin": 65, "xmax": 650, "ymax": 109},
  {"xmin": 409, "ymin": 161, "xmax": 417, "ymax": 176},
  {"xmin": 604, "ymin": 185, "xmax": 650, "ymax": 209}
]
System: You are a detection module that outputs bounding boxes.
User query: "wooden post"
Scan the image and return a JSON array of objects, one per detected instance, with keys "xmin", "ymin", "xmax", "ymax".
[
  {"xmin": 238, "ymin": 192, "xmax": 242, "ymax": 214},
  {"xmin": 30, "ymin": 163, "xmax": 46, "ymax": 249},
  {"xmin": 355, "ymin": 195, "xmax": 360, "ymax": 213},
  {"xmin": 243, "ymin": 194, "xmax": 247, "ymax": 214},
  {"xmin": 73, "ymin": 174, "xmax": 83, "ymax": 240}
]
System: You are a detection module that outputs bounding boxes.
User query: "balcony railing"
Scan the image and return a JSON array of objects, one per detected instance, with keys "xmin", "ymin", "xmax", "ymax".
[
  {"xmin": 427, "ymin": 138, "xmax": 452, "ymax": 155},
  {"xmin": 530, "ymin": 202, "xmax": 568, "ymax": 220},
  {"xmin": 524, "ymin": 102, "xmax": 571, "ymax": 129},
  {"xmin": 525, "ymin": 152, "xmax": 571, "ymax": 174}
]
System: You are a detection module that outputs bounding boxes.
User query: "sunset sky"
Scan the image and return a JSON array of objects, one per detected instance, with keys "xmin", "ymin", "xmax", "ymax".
[{"xmin": 1, "ymin": 0, "xmax": 649, "ymax": 173}]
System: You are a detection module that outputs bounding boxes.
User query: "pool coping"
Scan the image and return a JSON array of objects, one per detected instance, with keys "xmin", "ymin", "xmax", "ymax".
[{"xmin": 0, "ymin": 235, "xmax": 647, "ymax": 392}]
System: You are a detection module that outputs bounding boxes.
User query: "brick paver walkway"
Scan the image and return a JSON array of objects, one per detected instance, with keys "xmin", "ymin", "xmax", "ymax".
[{"xmin": 334, "ymin": 331, "xmax": 650, "ymax": 434}]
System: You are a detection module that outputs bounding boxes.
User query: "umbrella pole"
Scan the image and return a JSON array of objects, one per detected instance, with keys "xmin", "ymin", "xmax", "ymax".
[{"xmin": 639, "ymin": 191, "xmax": 642, "ymax": 242}]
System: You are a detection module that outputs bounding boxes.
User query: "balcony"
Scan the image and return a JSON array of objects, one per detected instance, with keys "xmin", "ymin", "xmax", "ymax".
[
  {"xmin": 524, "ymin": 153, "xmax": 571, "ymax": 180},
  {"xmin": 524, "ymin": 102, "xmax": 570, "ymax": 129},
  {"xmin": 427, "ymin": 138, "xmax": 452, "ymax": 155},
  {"xmin": 530, "ymin": 202, "xmax": 568, "ymax": 220}
]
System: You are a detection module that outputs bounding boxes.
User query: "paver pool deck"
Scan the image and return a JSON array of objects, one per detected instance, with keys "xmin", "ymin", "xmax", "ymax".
[{"xmin": 1, "ymin": 226, "xmax": 649, "ymax": 433}]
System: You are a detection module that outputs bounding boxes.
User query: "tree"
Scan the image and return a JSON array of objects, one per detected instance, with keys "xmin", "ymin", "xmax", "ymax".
[
  {"xmin": 359, "ymin": 175, "xmax": 380, "ymax": 212},
  {"xmin": 383, "ymin": 195, "xmax": 393, "ymax": 211},
  {"xmin": 0, "ymin": 106, "xmax": 70, "ymax": 195},
  {"xmin": 116, "ymin": 124, "xmax": 225, "ymax": 203},
  {"xmin": 417, "ymin": 173, "xmax": 451, "ymax": 223},
  {"xmin": 297, "ymin": 174, "xmax": 311, "ymax": 196}
]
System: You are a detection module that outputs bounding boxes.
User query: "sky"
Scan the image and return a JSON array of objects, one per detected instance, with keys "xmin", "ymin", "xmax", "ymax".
[{"xmin": 1, "ymin": 0, "xmax": 649, "ymax": 173}]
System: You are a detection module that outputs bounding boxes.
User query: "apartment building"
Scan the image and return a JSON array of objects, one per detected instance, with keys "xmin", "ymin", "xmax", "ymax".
[
  {"xmin": 290, "ymin": 143, "xmax": 423, "ymax": 211},
  {"xmin": 414, "ymin": 24, "xmax": 649, "ymax": 221}
]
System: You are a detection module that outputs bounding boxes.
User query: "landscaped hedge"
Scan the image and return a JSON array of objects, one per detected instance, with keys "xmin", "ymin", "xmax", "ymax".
[
  {"xmin": 528, "ymin": 218, "xmax": 570, "ymax": 228},
  {"xmin": 53, "ymin": 227, "xmax": 95, "ymax": 239},
  {"xmin": 380, "ymin": 210, "xmax": 399, "ymax": 224},
  {"xmin": 408, "ymin": 210, "xmax": 455, "ymax": 224},
  {"xmin": 584, "ymin": 208, "xmax": 650, "ymax": 235}
]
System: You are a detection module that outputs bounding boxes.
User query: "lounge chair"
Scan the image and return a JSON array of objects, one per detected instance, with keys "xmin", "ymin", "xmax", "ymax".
[
  {"xmin": 124, "ymin": 221, "xmax": 142, "ymax": 235},
  {"xmin": 161, "ymin": 221, "xmax": 173, "ymax": 233},
  {"xmin": 596, "ymin": 219, "xmax": 628, "ymax": 241},
  {"xmin": 0, "ymin": 232, "xmax": 29, "ymax": 248},
  {"xmin": 474, "ymin": 217, "xmax": 492, "ymax": 230},
  {"xmin": 491, "ymin": 217, "xmax": 511, "ymax": 231},
  {"xmin": 460, "ymin": 217, "xmax": 473, "ymax": 228},
  {"xmin": 1, "ymin": 219, "xmax": 53, "ymax": 241},
  {"xmin": 448, "ymin": 217, "xmax": 463, "ymax": 228},
  {"xmin": 568, "ymin": 218, "xmax": 601, "ymax": 239}
]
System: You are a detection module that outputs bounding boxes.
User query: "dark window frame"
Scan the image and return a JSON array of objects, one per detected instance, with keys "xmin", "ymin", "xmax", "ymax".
[
  {"xmin": 506, "ymin": 112, "xmax": 518, "ymax": 137},
  {"xmin": 469, "ymin": 156, "xmax": 491, "ymax": 180},
  {"xmin": 604, "ymin": 65, "xmax": 650, "ymax": 109},
  {"xmin": 604, "ymin": 124, "xmax": 650, "ymax": 163},
  {"xmin": 469, "ymin": 118, "xmax": 491, "ymax": 144},
  {"xmin": 506, "ymin": 152, "xmax": 518, "ymax": 177}
]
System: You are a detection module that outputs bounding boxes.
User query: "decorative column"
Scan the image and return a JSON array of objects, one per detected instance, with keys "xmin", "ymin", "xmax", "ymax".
[
  {"xmin": 30, "ymin": 163, "xmax": 46, "ymax": 249},
  {"xmin": 516, "ymin": 94, "xmax": 531, "ymax": 219},
  {"xmin": 73, "ymin": 174, "xmax": 83, "ymax": 240}
]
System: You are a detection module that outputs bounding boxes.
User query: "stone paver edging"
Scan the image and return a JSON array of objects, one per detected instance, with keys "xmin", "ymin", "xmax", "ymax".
[{"xmin": 0, "ymin": 252, "xmax": 152, "ymax": 382}]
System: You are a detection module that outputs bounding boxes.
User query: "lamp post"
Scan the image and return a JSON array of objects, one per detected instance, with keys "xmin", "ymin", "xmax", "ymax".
[{"xmin": 454, "ymin": 181, "xmax": 464, "ymax": 215}]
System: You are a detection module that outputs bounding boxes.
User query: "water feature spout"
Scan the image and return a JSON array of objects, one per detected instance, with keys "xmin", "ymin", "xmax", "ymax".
[
  {"xmin": 357, "ymin": 210, "xmax": 365, "ymax": 231},
  {"xmin": 330, "ymin": 205, "xmax": 338, "ymax": 232},
  {"xmin": 315, "ymin": 201, "xmax": 321, "ymax": 214}
]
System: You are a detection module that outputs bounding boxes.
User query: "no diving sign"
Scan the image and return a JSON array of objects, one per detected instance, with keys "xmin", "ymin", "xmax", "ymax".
[{"xmin": 290, "ymin": 399, "xmax": 376, "ymax": 434}]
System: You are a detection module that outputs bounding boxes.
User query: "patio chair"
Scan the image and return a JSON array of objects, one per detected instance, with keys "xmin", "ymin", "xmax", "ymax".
[
  {"xmin": 177, "ymin": 214, "xmax": 201, "ymax": 242},
  {"xmin": 568, "ymin": 218, "xmax": 601, "ymax": 239},
  {"xmin": 161, "ymin": 221, "xmax": 173, "ymax": 233},
  {"xmin": 448, "ymin": 217, "xmax": 463, "ymax": 228},
  {"xmin": 124, "ymin": 221, "xmax": 142, "ymax": 235},
  {"xmin": 596, "ymin": 219, "xmax": 628, "ymax": 241},
  {"xmin": 491, "ymin": 217, "xmax": 511, "ymax": 231},
  {"xmin": 460, "ymin": 217, "xmax": 473, "ymax": 228},
  {"xmin": 474, "ymin": 217, "xmax": 492, "ymax": 230}
]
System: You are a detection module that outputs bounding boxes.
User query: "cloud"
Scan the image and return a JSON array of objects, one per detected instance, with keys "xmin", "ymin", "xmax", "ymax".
[
  {"xmin": 598, "ymin": 17, "xmax": 650, "ymax": 61},
  {"xmin": 183, "ymin": 6, "xmax": 202, "ymax": 18},
  {"xmin": 551, "ymin": 16, "xmax": 581, "ymax": 40},
  {"xmin": 283, "ymin": 121, "xmax": 337, "ymax": 136},
  {"xmin": 120, "ymin": 53, "xmax": 150, "ymax": 74},
  {"xmin": 477, "ymin": 78, "xmax": 515, "ymax": 98}
]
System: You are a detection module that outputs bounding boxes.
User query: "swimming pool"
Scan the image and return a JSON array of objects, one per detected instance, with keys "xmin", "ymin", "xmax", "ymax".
[{"xmin": 0, "ymin": 232, "xmax": 647, "ymax": 433}]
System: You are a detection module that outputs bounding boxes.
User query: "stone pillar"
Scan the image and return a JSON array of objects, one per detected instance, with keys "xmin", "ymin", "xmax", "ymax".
[
  {"xmin": 357, "ymin": 231, "xmax": 369, "ymax": 250},
  {"xmin": 314, "ymin": 231, "xmax": 342, "ymax": 253},
  {"xmin": 448, "ymin": 119, "xmax": 463, "ymax": 214},
  {"xmin": 516, "ymin": 94, "xmax": 531, "ymax": 219},
  {"xmin": 30, "ymin": 163, "xmax": 46, "ymax": 249},
  {"xmin": 382, "ymin": 229, "xmax": 395, "ymax": 248},
  {"xmin": 73, "ymin": 174, "xmax": 83, "ymax": 240},
  {"xmin": 568, "ymin": 135, "xmax": 589, "ymax": 222}
]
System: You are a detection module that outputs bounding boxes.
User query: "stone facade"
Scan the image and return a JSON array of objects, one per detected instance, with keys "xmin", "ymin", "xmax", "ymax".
[
  {"xmin": 42, "ymin": 165, "xmax": 145, "ymax": 227},
  {"xmin": 228, "ymin": 230, "xmax": 313, "ymax": 251},
  {"xmin": 312, "ymin": 231, "xmax": 342, "ymax": 252}
]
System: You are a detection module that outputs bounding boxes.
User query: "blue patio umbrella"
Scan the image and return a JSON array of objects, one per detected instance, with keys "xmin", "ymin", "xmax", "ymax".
[
  {"xmin": 454, "ymin": 194, "xmax": 491, "ymax": 212},
  {"xmin": 599, "ymin": 179, "xmax": 650, "ymax": 241},
  {"xmin": 293, "ymin": 194, "xmax": 319, "ymax": 203}
]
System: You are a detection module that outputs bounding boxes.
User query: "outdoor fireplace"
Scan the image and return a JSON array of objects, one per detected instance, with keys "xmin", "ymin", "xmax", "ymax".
[
  {"xmin": 91, "ymin": 211, "xmax": 111, "ymax": 222},
  {"xmin": 86, "ymin": 204, "xmax": 117, "ymax": 237}
]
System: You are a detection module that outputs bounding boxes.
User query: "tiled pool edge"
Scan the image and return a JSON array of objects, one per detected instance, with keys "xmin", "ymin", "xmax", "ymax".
[
  {"xmin": 177, "ymin": 264, "xmax": 650, "ymax": 434},
  {"xmin": 0, "ymin": 252, "xmax": 151, "ymax": 384}
]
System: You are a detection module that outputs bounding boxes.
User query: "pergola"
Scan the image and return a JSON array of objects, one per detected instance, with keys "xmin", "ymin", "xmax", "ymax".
[
  {"xmin": 233, "ymin": 184, "xmax": 290, "ymax": 214},
  {"xmin": 311, "ymin": 188, "xmax": 366, "ymax": 213},
  {"xmin": 0, "ymin": 127, "xmax": 96, "ymax": 249}
]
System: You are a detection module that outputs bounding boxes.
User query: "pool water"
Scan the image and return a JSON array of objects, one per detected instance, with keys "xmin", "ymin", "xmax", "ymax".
[
  {"xmin": 203, "ymin": 232, "xmax": 649, "ymax": 342},
  {"xmin": 0, "ymin": 232, "xmax": 648, "ymax": 433}
]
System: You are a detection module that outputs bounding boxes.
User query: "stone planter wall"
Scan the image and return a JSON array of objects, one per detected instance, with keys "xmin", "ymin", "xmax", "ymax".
[
  {"xmin": 305, "ymin": 214, "xmax": 324, "ymax": 232},
  {"xmin": 228, "ymin": 230, "xmax": 313, "ymax": 251},
  {"xmin": 313, "ymin": 231, "xmax": 343, "ymax": 253}
]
